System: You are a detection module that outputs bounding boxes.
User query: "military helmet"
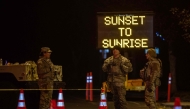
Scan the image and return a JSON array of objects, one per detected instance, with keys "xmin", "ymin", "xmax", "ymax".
[
  {"xmin": 41, "ymin": 47, "xmax": 52, "ymax": 53},
  {"xmin": 147, "ymin": 48, "xmax": 157, "ymax": 58}
]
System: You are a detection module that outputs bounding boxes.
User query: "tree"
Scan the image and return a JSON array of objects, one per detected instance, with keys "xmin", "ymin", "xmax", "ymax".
[
  {"xmin": 96, "ymin": 0, "xmax": 190, "ymax": 94},
  {"xmin": 169, "ymin": 8, "xmax": 190, "ymax": 93},
  {"xmin": 170, "ymin": 8, "xmax": 190, "ymax": 43},
  {"xmin": 155, "ymin": 7, "xmax": 190, "ymax": 93},
  {"xmin": 154, "ymin": 11, "xmax": 180, "ymax": 94}
]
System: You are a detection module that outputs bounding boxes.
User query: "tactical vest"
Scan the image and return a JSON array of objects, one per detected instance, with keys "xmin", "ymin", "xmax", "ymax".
[
  {"xmin": 142, "ymin": 58, "xmax": 162, "ymax": 81},
  {"xmin": 107, "ymin": 56, "xmax": 126, "ymax": 83}
]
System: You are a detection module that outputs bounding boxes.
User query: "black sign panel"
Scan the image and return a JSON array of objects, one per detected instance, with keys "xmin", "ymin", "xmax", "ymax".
[{"xmin": 97, "ymin": 12, "xmax": 154, "ymax": 49}]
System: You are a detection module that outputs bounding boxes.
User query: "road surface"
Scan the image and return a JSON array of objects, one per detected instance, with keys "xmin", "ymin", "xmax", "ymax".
[{"xmin": 0, "ymin": 90, "xmax": 171, "ymax": 109}]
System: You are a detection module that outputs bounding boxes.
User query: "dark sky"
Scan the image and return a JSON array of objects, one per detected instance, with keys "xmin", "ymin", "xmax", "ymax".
[
  {"xmin": 0, "ymin": 0, "xmax": 189, "ymax": 64},
  {"xmin": 1, "ymin": 0, "xmax": 190, "ymax": 89},
  {"xmin": 0, "ymin": 0, "xmax": 100, "ymax": 87},
  {"xmin": 0, "ymin": 0, "xmax": 189, "ymax": 61},
  {"xmin": 0, "ymin": 0, "xmax": 96, "ymax": 62}
]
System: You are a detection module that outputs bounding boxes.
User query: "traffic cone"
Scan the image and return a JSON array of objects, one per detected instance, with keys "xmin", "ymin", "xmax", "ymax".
[
  {"xmin": 17, "ymin": 89, "xmax": 26, "ymax": 109},
  {"xmin": 99, "ymin": 88, "xmax": 107, "ymax": 109},
  {"xmin": 174, "ymin": 97, "xmax": 182, "ymax": 109},
  {"xmin": 50, "ymin": 99, "xmax": 57, "ymax": 109},
  {"xmin": 57, "ymin": 88, "xmax": 65, "ymax": 109}
]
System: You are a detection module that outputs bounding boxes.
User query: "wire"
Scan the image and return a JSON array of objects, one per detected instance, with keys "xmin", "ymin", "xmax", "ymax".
[{"xmin": 0, "ymin": 88, "xmax": 101, "ymax": 91}]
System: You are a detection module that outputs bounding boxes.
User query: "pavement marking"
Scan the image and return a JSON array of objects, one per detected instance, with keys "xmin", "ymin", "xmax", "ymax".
[{"xmin": 128, "ymin": 101, "xmax": 141, "ymax": 105}]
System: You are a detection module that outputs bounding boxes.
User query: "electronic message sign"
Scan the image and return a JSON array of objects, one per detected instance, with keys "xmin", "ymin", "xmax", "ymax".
[{"xmin": 97, "ymin": 12, "xmax": 154, "ymax": 49}]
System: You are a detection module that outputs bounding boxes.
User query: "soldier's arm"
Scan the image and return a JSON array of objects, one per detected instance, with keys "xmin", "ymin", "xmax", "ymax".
[
  {"xmin": 150, "ymin": 63, "xmax": 159, "ymax": 83},
  {"xmin": 37, "ymin": 60, "xmax": 51, "ymax": 74},
  {"xmin": 140, "ymin": 68, "xmax": 145, "ymax": 79},
  {"xmin": 121, "ymin": 58, "xmax": 133, "ymax": 73},
  {"xmin": 140, "ymin": 62, "xmax": 148, "ymax": 78},
  {"xmin": 49, "ymin": 60, "xmax": 54, "ymax": 70},
  {"xmin": 102, "ymin": 58, "xmax": 110, "ymax": 72}
]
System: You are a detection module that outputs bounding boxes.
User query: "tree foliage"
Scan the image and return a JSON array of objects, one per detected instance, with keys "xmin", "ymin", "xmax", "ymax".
[{"xmin": 170, "ymin": 8, "xmax": 190, "ymax": 43}]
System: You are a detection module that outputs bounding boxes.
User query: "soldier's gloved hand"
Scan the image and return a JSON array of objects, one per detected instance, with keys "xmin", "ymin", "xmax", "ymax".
[
  {"xmin": 107, "ymin": 63, "xmax": 112, "ymax": 69},
  {"xmin": 146, "ymin": 81, "xmax": 153, "ymax": 92},
  {"xmin": 120, "ymin": 62, "xmax": 127, "ymax": 70},
  {"xmin": 140, "ymin": 69, "xmax": 144, "ymax": 78},
  {"xmin": 51, "ymin": 65, "xmax": 54, "ymax": 71}
]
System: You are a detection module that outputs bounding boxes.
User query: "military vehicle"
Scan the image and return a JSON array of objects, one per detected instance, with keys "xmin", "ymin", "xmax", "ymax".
[{"xmin": 0, "ymin": 61, "xmax": 65, "ymax": 89}]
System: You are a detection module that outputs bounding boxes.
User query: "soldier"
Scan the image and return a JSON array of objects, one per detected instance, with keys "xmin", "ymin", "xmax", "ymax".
[
  {"xmin": 37, "ymin": 47, "xmax": 54, "ymax": 109},
  {"xmin": 102, "ymin": 45, "xmax": 133, "ymax": 109},
  {"xmin": 140, "ymin": 48, "xmax": 162, "ymax": 109}
]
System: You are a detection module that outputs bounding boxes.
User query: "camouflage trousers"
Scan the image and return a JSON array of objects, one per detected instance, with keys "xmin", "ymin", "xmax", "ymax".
[
  {"xmin": 145, "ymin": 83, "xmax": 156, "ymax": 109},
  {"xmin": 38, "ymin": 79, "xmax": 54, "ymax": 109},
  {"xmin": 110, "ymin": 82, "xmax": 128, "ymax": 109}
]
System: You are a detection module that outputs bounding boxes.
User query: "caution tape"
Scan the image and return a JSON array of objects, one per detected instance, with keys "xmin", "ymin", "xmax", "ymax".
[{"xmin": 0, "ymin": 88, "xmax": 101, "ymax": 91}]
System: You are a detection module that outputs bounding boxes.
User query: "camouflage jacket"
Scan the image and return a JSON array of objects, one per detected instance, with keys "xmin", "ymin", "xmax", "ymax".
[
  {"xmin": 37, "ymin": 57, "xmax": 54, "ymax": 80},
  {"xmin": 102, "ymin": 55, "xmax": 133, "ymax": 83},
  {"xmin": 140, "ymin": 58, "xmax": 162, "ymax": 84}
]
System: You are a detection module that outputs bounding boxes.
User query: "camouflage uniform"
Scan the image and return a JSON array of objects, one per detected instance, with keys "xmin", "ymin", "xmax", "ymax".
[
  {"xmin": 140, "ymin": 49, "xmax": 162, "ymax": 109},
  {"xmin": 37, "ymin": 47, "xmax": 54, "ymax": 109},
  {"xmin": 102, "ymin": 55, "xmax": 133, "ymax": 109}
]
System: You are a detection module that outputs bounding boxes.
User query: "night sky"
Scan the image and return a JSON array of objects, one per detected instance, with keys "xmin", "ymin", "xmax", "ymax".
[{"xmin": 1, "ymin": 0, "xmax": 190, "ymax": 90}]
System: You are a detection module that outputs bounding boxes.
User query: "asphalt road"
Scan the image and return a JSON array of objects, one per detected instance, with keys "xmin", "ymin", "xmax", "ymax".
[
  {"xmin": 0, "ymin": 89, "xmax": 150, "ymax": 109},
  {"xmin": 0, "ymin": 89, "xmax": 173, "ymax": 109},
  {"xmin": 49, "ymin": 90, "xmax": 149, "ymax": 109},
  {"xmin": 64, "ymin": 95, "xmax": 149, "ymax": 109}
]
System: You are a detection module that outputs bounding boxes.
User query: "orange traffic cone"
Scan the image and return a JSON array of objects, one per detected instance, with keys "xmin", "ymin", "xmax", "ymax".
[
  {"xmin": 17, "ymin": 89, "xmax": 26, "ymax": 109},
  {"xmin": 50, "ymin": 99, "xmax": 57, "ymax": 109},
  {"xmin": 57, "ymin": 88, "xmax": 65, "ymax": 109},
  {"xmin": 99, "ymin": 88, "xmax": 107, "ymax": 109},
  {"xmin": 174, "ymin": 97, "xmax": 182, "ymax": 109}
]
